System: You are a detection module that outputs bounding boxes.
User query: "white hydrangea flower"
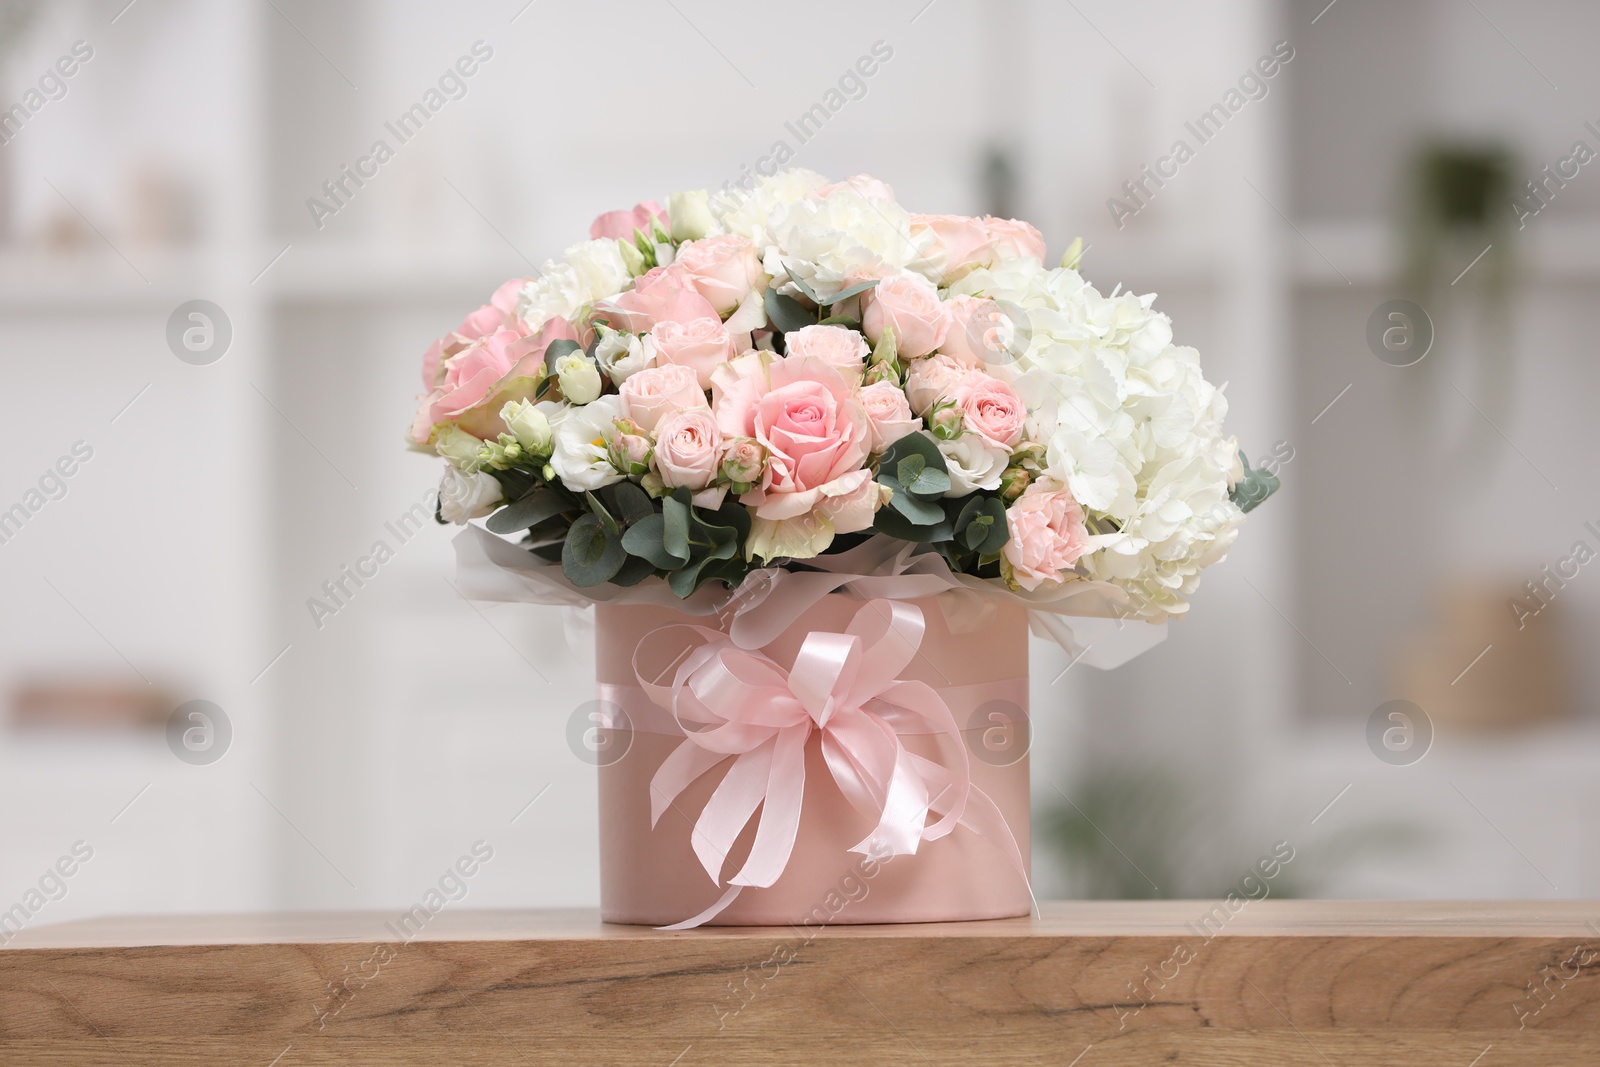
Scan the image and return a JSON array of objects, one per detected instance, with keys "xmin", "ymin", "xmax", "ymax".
[{"xmin": 763, "ymin": 185, "xmax": 929, "ymax": 300}]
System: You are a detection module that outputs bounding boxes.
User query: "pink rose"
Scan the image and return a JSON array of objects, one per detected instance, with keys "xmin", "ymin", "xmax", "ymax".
[
  {"xmin": 910, "ymin": 213, "xmax": 994, "ymax": 283},
  {"xmin": 862, "ymin": 272, "xmax": 950, "ymax": 359},
  {"xmin": 983, "ymin": 216, "xmax": 1047, "ymax": 263},
  {"xmin": 940, "ymin": 295, "xmax": 1022, "ymax": 366},
  {"xmin": 654, "ymin": 408, "xmax": 722, "ymax": 491},
  {"xmin": 595, "ymin": 265, "xmax": 721, "ymax": 333},
  {"xmin": 904, "ymin": 352, "xmax": 978, "ymax": 417},
  {"xmin": 950, "ymin": 371, "xmax": 1026, "ymax": 449},
  {"xmin": 1003, "ymin": 481, "xmax": 1091, "ymax": 591},
  {"xmin": 589, "ymin": 200, "xmax": 667, "ymax": 242},
  {"xmin": 490, "ymin": 277, "xmax": 530, "ymax": 317},
  {"xmin": 617, "ymin": 363, "xmax": 707, "ymax": 433},
  {"xmin": 650, "ymin": 317, "xmax": 737, "ymax": 389},
  {"xmin": 782, "ymin": 324, "xmax": 868, "ymax": 382},
  {"xmin": 411, "ymin": 316, "xmax": 576, "ymax": 444},
  {"xmin": 857, "ymin": 381, "xmax": 921, "ymax": 453},
  {"xmin": 671, "ymin": 235, "xmax": 764, "ymax": 315},
  {"xmin": 717, "ymin": 357, "xmax": 881, "ymax": 557}
]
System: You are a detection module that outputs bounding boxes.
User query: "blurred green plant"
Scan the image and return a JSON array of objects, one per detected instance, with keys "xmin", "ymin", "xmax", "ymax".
[{"xmin": 1041, "ymin": 768, "xmax": 1428, "ymax": 900}]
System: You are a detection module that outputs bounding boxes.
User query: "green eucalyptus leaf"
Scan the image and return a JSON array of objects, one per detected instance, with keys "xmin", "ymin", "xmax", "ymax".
[
  {"xmin": 662, "ymin": 490, "xmax": 693, "ymax": 561},
  {"xmin": 820, "ymin": 278, "xmax": 879, "ymax": 306},
  {"xmin": 486, "ymin": 490, "xmax": 570, "ymax": 535},
  {"xmin": 610, "ymin": 553, "xmax": 657, "ymax": 587},
  {"xmin": 873, "ymin": 502, "xmax": 953, "ymax": 543},
  {"xmin": 765, "ymin": 288, "xmax": 819, "ymax": 335},
  {"xmin": 882, "ymin": 477, "xmax": 946, "ymax": 525},
  {"xmin": 561, "ymin": 513, "xmax": 626, "ymax": 586},
  {"xmin": 782, "ymin": 262, "xmax": 821, "ymax": 304},
  {"xmin": 621, "ymin": 513, "xmax": 688, "ymax": 569},
  {"xmin": 606, "ymin": 480, "xmax": 655, "ymax": 525},
  {"xmin": 1229, "ymin": 450, "xmax": 1282, "ymax": 514},
  {"xmin": 816, "ymin": 313, "xmax": 862, "ymax": 329}
]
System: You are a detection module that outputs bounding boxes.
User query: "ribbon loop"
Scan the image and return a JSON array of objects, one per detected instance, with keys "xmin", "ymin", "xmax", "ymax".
[{"xmin": 633, "ymin": 598, "xmax": 1029, "ymax": 928}]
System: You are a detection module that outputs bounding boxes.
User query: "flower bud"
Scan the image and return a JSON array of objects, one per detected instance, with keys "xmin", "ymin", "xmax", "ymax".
[
  {"xmin": 555, "ymin": 352, "xmax": 603, "ymax": 405},
  {"xmin": 863, "ymin": 359, "xmax": 901, "ymax": 387},
  {"xmin": 608, "ymin": 419, "xmax": 652, "ymax": 476},
  {"xmin": 476, "ymin": 435, "xmax": 523, "ymax": 470},
  {"xmin": 669, "ymin": 189, "xmax": 714, "ymax": 242},
  {"xmin": 434, "ymin": 423, "xmax": 484, "ymax": 471},
  {"xmin": 500, "ymin": 399, "xmax": 552, "ymax": 455},
  {"xmin": 617, "ymin": 236, "xmax": 647, "ymax": 276},
  {"xmin": 928, "ymin": 402, "xmax": 964, "ymax": 441},
  {"xmin": 999, "ymin": 465, "xmax": 1031, "ymax": 502},
  {"xmin": 720, "ymin": 436, "xmax": 766, "ymax": 491}
]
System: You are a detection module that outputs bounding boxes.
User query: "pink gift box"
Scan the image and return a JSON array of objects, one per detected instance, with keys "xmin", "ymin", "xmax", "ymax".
[{"xmin": 593, "ymin": 591, "xmax": 1033, "ymax": 927}]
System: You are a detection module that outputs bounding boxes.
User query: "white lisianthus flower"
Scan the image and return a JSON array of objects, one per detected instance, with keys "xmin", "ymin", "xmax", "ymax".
[
  {"xmin": 434, "ymin": 423, "xmax": 484, "ymax": 471},
  {"xmin": 438, "ymin": 467, "xmax": 503, "ymax": 524},
  {"xmin": 593, "ymin": 327, "xmax": 655, "ymax": 384},
  {"xmin": 938, "ymin": 435, "xmax": 1008, "ymax": 497},
  {"xmin": 562, "ymin": 238, "xmax": 631, "ymax": 302},
  {"xmin": 500, "ymin": 399, "xmax": 553, "ymax": 455},
  {"xmin": 554, "ymin": 352, "xmax": 603, "ymax": 404},
  {"xmin": 549, "ymin": 396, "xmax": 624, "ymax": 491}
]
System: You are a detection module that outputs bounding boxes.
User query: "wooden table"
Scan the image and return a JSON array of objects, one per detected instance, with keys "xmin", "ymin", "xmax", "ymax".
[{"xmin": 2, "ymin": 902, "xmax": 1597, "ymax": 1065}]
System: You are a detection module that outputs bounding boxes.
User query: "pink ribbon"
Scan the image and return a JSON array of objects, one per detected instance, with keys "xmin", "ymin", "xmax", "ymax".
[{"xmin": 634, "ymin": 598, "xmax": 1031, "ymax": 929}]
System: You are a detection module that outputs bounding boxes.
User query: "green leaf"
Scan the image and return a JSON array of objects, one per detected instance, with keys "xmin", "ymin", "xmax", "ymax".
[
  {"xmin": 873, "ymin": 502, "xmax": 952, "ymax": 543},
  {"xmin": 895, "ymin": 452, "xmax": 950, "ymax": 497},
  {"xmin": 667, "ymin": 536, "xmax": 739, "ymax": 598},
  {"xmin": 543, "ymin": 338, "xmax": 583, "ymax": 370},
  {"xmin": 782, "ymin": 262, "xmax": 821, "ymax": 304},
  {"xmin": 611, "ymin": 553, "xmax": 657, "ymax": 587},
  {"xmin": 662, "ymin": 490, "xmax": 693, "ymax": 561},
  {"xmin": 561, "ymin": 513, "xmax": 626, "ymax": 586},
  {"xmin": 816, "ymin": 313, "xmax": 862, "ymax": 329},
  {"xmin": 621, "ymin": 512, "xmax": 689, "ymax": 570},
  {"xmin": 953, "ymin": 496, "xmax": 1009, "ymax": 554},
  {"xmin": 820, "ymin": 278, "xmax": 879, "ymax": 306},
  {"xmin": 486, "ymin": 490, "xmax": 571, "ymax": 535},
  {"xmin": 881, "ymin": 477, "xmax": 946, "ymax": 525},
  {"xmin": 1229, "ymin": 450, "xmax": 1281, "ymax": 514},
  {"xmin": 879, "ymin": 431, "xmax": 948, "ymax": 496},
  {"xmin": 605, "ymin": 480, "xmax": 655, "ymax": 525},
  {"xmin": 585, "ymin": 490, "xmax": 621, "ymax": 537},
  {"xmin": 765, "ymin": 288, "xmax": 819, "ymax": 335}
]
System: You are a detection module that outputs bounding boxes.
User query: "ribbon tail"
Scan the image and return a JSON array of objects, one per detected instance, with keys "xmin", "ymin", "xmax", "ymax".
[
  {"xmin": 655, "ymin": 884, "xmax": 744, "ymax": 931},
  {"xmin": 846, "ymin": 736, "xmax": 929, "ymax": 860},
  {"xmin": 649, "ymin": 742, "xmax": 732, "ymax": 829},
  {"xmin": 730, "ymin": 726, "xmax": 809, "ymax": 887},
  {"xmin": 955, "ymin": 782, "xmax": 1037, "ymax": 918}
]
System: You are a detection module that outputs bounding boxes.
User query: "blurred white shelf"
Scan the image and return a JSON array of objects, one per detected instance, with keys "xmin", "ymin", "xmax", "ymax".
[{"xmin": 8, "ymin": 218, "xmax": 1600, "ymax": 311}]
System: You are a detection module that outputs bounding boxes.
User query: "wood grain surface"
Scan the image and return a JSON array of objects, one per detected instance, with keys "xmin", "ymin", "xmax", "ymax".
[{"xmin": 3, "ymin": 901, "xmax": 1598, "ymax": 1065}]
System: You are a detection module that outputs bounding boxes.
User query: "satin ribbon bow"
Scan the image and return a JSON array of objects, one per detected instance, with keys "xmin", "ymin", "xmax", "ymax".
[{"xmin": 636, "ymin": 598, "xmax": 1025, "ymax": 929}]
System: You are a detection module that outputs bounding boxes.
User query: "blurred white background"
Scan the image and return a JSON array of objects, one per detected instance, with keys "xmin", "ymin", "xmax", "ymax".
[{"xmin": 1, "ymin": 0, "xmax": 1596, "ymax": 928}]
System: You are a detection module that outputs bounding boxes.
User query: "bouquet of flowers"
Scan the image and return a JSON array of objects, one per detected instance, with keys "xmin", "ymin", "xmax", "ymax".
[{"xmin": 409, "ymin": 170, "xmax": 1277, "ymax": 623}]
